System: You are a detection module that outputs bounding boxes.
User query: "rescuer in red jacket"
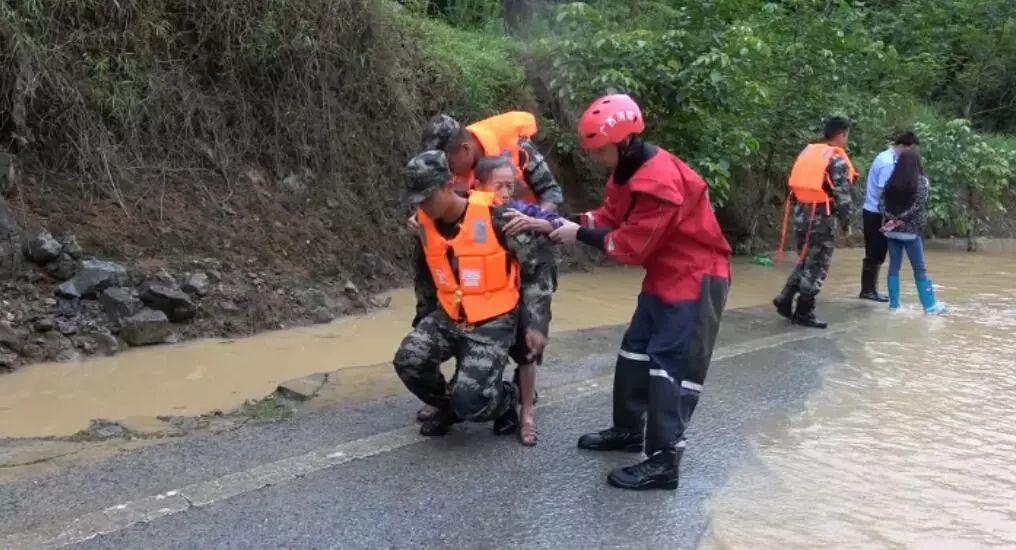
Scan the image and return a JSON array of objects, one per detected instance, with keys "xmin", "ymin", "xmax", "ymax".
[{"xmin": 550, "ymin": 94, "xmax": 732, "ymax": 491}]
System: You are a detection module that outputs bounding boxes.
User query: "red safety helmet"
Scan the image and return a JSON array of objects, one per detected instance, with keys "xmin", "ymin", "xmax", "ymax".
[{"xmin": 577, "ymin": 94, "xmax": 645, "ymax": 150}]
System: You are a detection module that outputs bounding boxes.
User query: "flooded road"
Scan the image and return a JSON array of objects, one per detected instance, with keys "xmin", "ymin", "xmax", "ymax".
[
  {"xmin": 0, "ymin": 257, "xmax": 794, "ymax": 439},
  {"xmin": 2, "ymin": 241, "xmax": 1015, "ymax": 548},
  {"xmin": 705, "ymin": 242, "xmax": 1016, "ymax": 549},
  {"xmin": 1, "ymin": 244, "xmax": 1011, "ymax": 441}
]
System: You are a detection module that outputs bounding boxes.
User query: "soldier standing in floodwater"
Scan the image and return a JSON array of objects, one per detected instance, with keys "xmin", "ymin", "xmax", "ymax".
[{"xmin": 773, "ymin": 116, "xmax": 858, "ymax": 329}]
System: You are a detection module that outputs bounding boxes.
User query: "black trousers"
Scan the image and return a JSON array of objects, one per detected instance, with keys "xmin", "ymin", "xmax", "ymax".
[
  {"xmin": 863, "ymin": 209, "xmax": 888, "ymax": 269},
  {"xmin": 612, "ymin": 276, "xmax": 729, "ymax": 455}
]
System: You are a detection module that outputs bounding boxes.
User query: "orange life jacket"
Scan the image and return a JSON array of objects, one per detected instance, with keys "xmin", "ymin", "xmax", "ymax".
[
  {"xmin": 466, "ymin": 112, "xmax": 540, "ymax": 204},
  {"xmin": 778, "ymin": 144, "xmax": 859, "ymax": 264},
  {"xmin": 787, "ymin": 143, "xmax": 858, "ymax": 206},
  {"xmin": 418, "ymin": 191, "xmax": 519, "ymax": 324}
]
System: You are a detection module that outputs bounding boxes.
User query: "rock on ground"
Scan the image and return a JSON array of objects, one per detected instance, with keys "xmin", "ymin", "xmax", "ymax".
[
  {"xmin": 119, "ymin": 309, "xmax": 173, "ymax": 346},
  {"xmin": 117, "ymin": 416, "xmax": 183, "ymax": 438},
  {"xmin": 56, "ymin": 259, "xmax": 129, "ymax": 299},
  {"xmin": 44, "ymin": 252, "xmax": 79, "ymax": 281},
  {"xmin": 86, "ymin": 419, "xmax": 126, "ymax": 440},
  {"xmin": 0, "ymin": 323, "xmax": 27, "ymax": 352},
  {"xmin": 276, "ymin": 373, "xmax": 327, "ymax": 401},
  {"xmin": 182, "ymin": 272, "xmax": 210, "ymax": 297},
  {"xmin": 140, "ymin": 284, "xmax": 197, "ymax": 322},
  {"xmin": 59, "ymin": 234, "xmax": 84, "ymax": 259},
  {"xmin": 100, "ymin": 287, "xmax": 143, "ymax": 324},
  {"xmin": 26, "ymin": 231, "xmax": 62, "ymax": 264}
]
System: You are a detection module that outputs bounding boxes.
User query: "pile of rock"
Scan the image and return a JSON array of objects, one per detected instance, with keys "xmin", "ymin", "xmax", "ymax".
[
  {"xmin": 0, "ymin": 228, "xmax": 220, "ymax": 369},
  {"xmin": 1, "ymin": 208, "xmax": 383, "ymax": 372}
]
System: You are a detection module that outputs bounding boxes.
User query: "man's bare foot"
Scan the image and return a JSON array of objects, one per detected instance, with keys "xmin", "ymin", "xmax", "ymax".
[{"xmin": 416, "ymin": 404, "xmax": 440, "ymax": 422}]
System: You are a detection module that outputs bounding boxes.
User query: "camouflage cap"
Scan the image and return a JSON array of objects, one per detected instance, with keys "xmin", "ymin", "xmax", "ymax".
[
  {"xmin": 404, "ymin": 150, "xmax": 451, "ymax": 207},
  {"xmin": 421, "ymin": 114, "xmax": 463, "ymax": 151}
]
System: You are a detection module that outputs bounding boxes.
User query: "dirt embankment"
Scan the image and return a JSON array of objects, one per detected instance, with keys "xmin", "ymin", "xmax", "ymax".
[{"xmin": 0, "ymin": 1, "xmax": 481, "ymax": 369}]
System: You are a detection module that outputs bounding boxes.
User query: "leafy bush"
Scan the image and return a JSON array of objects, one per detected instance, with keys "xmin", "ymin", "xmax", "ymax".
[
  {"xmin": 916, "ymin": 118, "xmax": 1015, "ymax": 249},
  {"xmin": 395, "ymin": 13, "xmax": 531, "ymax": 122},
  {"xmin": 528, "ymin": 0, "xmax": 1015, "ymax": 247}
]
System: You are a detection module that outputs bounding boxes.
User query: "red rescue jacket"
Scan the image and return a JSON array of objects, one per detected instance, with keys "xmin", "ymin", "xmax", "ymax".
[{"xmin": 580, "ymin": 148, "xmax": 732, "ymax": 303}]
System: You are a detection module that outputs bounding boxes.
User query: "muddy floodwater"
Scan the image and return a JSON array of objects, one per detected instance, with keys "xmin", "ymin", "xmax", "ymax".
[
  {"xmin": 1, "ymin": 242, "xmax": 1015, "ymax": 545},
  {"xmin": 0, "ymin": 254, "xmax": 795, "ymax": 439},
  {"xmin": 704, "ymin": 241, "xmax": 1016, "ymax": 549}
]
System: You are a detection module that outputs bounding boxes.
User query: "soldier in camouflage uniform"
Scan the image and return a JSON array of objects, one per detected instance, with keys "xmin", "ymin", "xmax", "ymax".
[
  {"xmin": 421, "ymin": 113, "xmax": 564, "ymax": 210},
  {"xmin": 413, "ymin": 112, "xmax": 564, "ymax": 425},
  {"xmin": 774, "ymin": 116, "xmax": 857, "ymax": 329},
  {"xmin": 394, "ymin": 150, "xmax": 556, "ymax": 437}
]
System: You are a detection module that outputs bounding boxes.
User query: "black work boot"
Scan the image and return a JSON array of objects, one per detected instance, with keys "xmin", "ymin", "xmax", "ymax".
[
  {"xmin": 793, "ymin": 295, "xmax": 828, "ymax": 329},
  {"xmin": 577, "ymin": 427, "xmax": 644, "ymax": 452},
  {"xmin": 419, "ymin": 408, "xmax": 461, "ymax": 437},
  {"xmin": 493, "ymin": 381, "xmax": 520, "ymax": 435},
  {"xmin": 492, "ymin": 405, "xmax": 519, "ymax": 435},
  {"xmin": 607, "ymin": 450, "xmax": 682, "ymax": 491},
  {"xmin": 859, "ymin": 263, "xmax": 889, "ymax": 302},
  {"xmin": 772, "ymin": 284, "xmax": 798, "ymax": 320}
]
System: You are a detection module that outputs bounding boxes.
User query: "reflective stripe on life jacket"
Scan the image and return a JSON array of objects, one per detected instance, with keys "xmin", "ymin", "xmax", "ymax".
[
  {"xmin": 418, "ymin": 191, "xmax": 520, "ymax": 324},
  {"xmin": 467, "ymin": 112, "xmax": 540, "ymax": 204}
]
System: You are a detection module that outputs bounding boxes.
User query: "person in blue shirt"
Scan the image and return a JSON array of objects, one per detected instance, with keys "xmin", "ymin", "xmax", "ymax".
[{"xmin": 859, "ymin": 131, "xmax": 919, "ymax": 302}]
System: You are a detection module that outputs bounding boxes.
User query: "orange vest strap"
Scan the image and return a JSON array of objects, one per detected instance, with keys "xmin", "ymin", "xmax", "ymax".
[{"xmin": 777, "ymin": 195, "xmax": 793, "ymax": 265}]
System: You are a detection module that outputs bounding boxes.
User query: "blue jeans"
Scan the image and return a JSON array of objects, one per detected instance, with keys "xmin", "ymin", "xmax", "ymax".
[{"xmin": 887, "ymin": 235, "xmax": 928, "ymax": 281}]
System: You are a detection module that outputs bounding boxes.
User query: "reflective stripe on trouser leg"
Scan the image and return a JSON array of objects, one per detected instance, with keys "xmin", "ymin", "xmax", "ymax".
[
  {"xmin": 612, "ymin": 295, "xmax": 654, "ymax": 434},
  {"xmin": 644, "ymin": 277, "xmax": 729, "ymax": 455}
]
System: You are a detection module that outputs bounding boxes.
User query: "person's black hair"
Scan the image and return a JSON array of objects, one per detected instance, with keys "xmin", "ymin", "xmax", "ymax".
[
  {"xmin": 445, "ymin": 128, "xmax": 474, "ymax": 151},
  {"xmin": 824, "ymin": 116, "xmax": 852, "ymax": 140},
  {"xmin": 884, "ymin": 149, "xmax": 924, "ymax": 216},
  {"xmin": 893, "ymin": 131, "xmax": 919, "ymax": 147}
]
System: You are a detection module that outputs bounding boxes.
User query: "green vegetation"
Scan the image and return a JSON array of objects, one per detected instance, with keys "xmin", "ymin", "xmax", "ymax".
[
  {"xmin": 1, "ymin": 0, "xmax": 1013, "ymax": 262},
  {"xmin": 242, "ymin": 397, "xmax": 293, "ymax": 423},
  {"xmin": 394, "ymin": 11, "xmax": 531, "ymax": 122},
  {"xmin": 525, "ymin": 0, "xmax": 1015, "ymax": 249}
]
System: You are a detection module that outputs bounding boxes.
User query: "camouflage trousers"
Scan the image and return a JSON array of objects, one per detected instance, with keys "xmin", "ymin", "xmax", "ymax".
[
  {"xmin": 393, "ymin": 309, "xmax": 517, "ymax": 422},
  {"xmin": 783, "ymin": 205, "xmax": 837, "ymax": 300}
]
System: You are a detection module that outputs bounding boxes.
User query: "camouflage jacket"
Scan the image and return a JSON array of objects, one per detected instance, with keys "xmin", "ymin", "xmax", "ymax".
[
  {"xmin": 412, "ymin": 204, "xmax": 556, "ymax": 335},
  {"xmin": 826, "ymin": 154, "xmax": 855, "ymax": 229},
  {"xmin": 518, "ymin": 138, "xmax": 564, "ymax": 206}
]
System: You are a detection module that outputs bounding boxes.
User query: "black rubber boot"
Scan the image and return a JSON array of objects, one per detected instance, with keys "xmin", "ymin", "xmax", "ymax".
[
  {"xmin": 772, "ymin": 284, "xmax": 797, "ymax": 320},
  {"xmin": 607, "ymin": 450, "xmax": 682, "ymax": 491},
  {"xmin": 859, "ymin": 262, "xmax": 889, "ymax": 302},
  {"xmin": 577, "ymin": 427, "xmax": 644, "ymax": 452},
  {"xmin": 793, "ymin": 295, "xmax": 828, "ymax": 329},
  {"xmin": 419, "ymin": 408, "xmax": 462, "ymax": 437}
]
